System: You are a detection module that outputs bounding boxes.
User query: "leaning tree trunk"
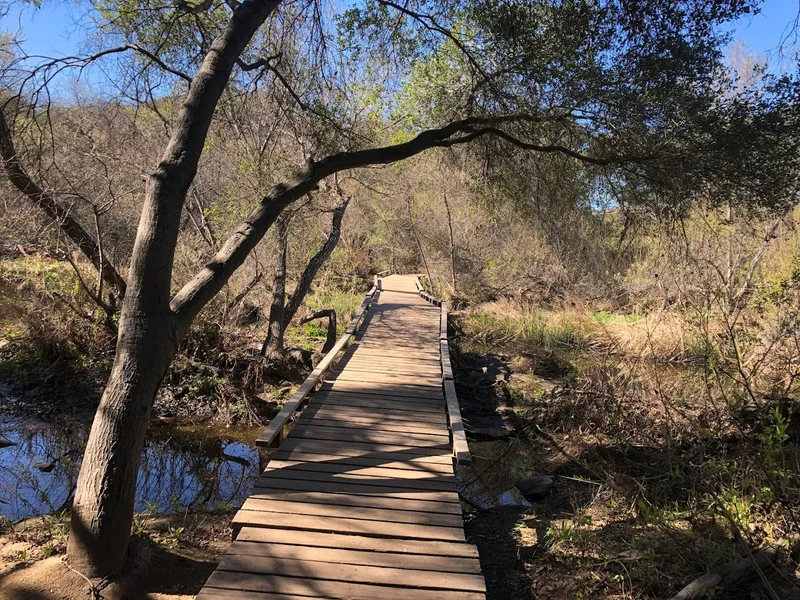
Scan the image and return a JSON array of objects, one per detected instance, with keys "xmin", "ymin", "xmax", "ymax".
[
  {"xmin": 282, "ymin": 195, "xmax": 351, "ymax": 328},
  {"xmin": 262, "ymin": 214, "xmax": 289, "ymax": 356},
  {"xmin": 0, "ymin": 111, "xmax": 127, "ymax": 296},
  {"xmin": 66, "ymin": 0, "xmax": 283, "ymax": 577}
]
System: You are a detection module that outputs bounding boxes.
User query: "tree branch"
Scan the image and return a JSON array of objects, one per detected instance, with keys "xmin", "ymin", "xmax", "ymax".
[{"xmin": 170, "ymin": 114, "xmax": 658, "ymax": 331}]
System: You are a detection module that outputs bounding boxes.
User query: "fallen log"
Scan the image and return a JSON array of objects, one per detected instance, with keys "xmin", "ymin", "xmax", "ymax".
[{"xmin": 669, "ymin": 545, "xmax": 780, "ymax": 600}]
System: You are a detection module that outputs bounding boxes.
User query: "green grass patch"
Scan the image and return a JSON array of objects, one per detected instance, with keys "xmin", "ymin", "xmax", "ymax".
[{"xmin": 587, "ymin": 309, "xmax": 643, "ymax": 324}]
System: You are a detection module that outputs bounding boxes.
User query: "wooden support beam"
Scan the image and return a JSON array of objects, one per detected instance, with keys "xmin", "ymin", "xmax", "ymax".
[
  {"xmin": 444, "ymin": 379, "xmax": 470, "ymax": 463},
  {"xmin": 440, "ymin": 340, "xmax": 454, "ymax": 381}
]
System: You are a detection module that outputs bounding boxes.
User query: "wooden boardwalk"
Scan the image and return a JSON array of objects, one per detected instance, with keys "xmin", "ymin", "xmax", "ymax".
[{"xmin": 197, "ymin": 275, "xmax": 485, "ymax": 599}]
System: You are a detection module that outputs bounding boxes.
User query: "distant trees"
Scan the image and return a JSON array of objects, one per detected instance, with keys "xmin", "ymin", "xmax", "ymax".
[{"xmin": 0, "ymin": 0, "xmax": 797, "ymax": 577}]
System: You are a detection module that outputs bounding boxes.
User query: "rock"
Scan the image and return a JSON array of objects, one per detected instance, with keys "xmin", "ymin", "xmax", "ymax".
[
  {"xmin": 515, "ymin": 475, "xmax": 554, "ymax": 501},
  {"xmin": 495, "ymin": 487, "xmax": 533, "ymax": 508},
  {"xmin": 34, "ymin": 462, "xmax": 55, "ymax": 473}
]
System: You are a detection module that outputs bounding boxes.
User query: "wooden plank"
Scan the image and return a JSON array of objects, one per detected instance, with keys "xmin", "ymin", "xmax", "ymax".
[
  {"xmin": 333, "ymin": 362, "xmax": 442, "ymax": 375},
  {"xmin": 236, "ymin": 498, "xmax": 462, "ymax": 527},
  {"xmin": 229, "ymin": 511, "xmax": 465, "ymax": 542},
  {"xmin": 322, "ymin": 380, "xmax": 444, "ymax": 400},
  {"xmin": 227, "ymin": 540, "xmax": 481, "ymax": 573},
  {"xmin": 329, "ymin": 371, "xmax": 443, "ymax": 386},
  {"xmin": 315, "ymin": 387, "xmax": 444, "ymax": 407},
  {"xmin": 304, "ymin": 404, "xmax": 448, "ymax": 426},
  {"xmin": 203, "ymin": 571, "xmax": 485, "ymax": 600},
  {"xmin": 256, "ymin": 470, "xmax": 456, "ymax": 495},
  {"xmin": 304, "ymin": 410, "xmax": 447, "ymax": 429},
  {"xmin": 337, "ymin": 357, "xmax": 441, "ymax": 369},
  {"xmin": 441, "ymin": 339, "xmax": 455, "ymax": 380},
  {"xmin": 345, "ymin": 295, "xmax": 372, "ymax": 335},
  {"xmin": 272, "ymin": 450, "xmax": 453, "ymax": 473},
  {"xmin": 298, "ymin": 415, "xmax": 450, "ymax": 436},
  {"xmin": 347, "ymin": 343, "xmax": 441, "ymax": 354},
  {"xmin": 444, "ymin": 378, "xmax": 471, "ymax": 463},
  {"xmin": 198, "ymin": 588, "xmax": 317, "ymax": 600},
  {"xmin": 252, "ymin": 477, "xmax": 459, "ymax": 504},
  {"xmin": 286, "ymin": 424, "xmax": 451, "ymax": 449},
  {"xmin": 313, "ymin": 394, "xmax": 444, "ymax": 414},
  {"xmin": 276, "ymin": 438, "xmax": 452, "ymax": 463},
  {"xmin": 441, "ymin": 301, "xmax": 448, "ymax": 340},
  {"xmin": 297, "ymin": 417, "xmax": 449, "ymax": 439},
  {"xmin": 264, "ymin": 458, "xmax": 454, "ymax": 481},
  {"xmin": 236, "ymin": 527, "xmax": 478, "ymax": 557},
  {"xmin": 216, "ymin": 555, "xmax": 484, "ymax": 591},
  {"xmin": 308, "ymin": 395, "xmax": 446, "ymax": 415},
  {"xmin": 246, "ymin": 489, "xmax": 461, "ymax": 514}
]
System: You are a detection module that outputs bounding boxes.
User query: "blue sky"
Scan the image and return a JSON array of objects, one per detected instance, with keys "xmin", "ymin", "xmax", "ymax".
[{"xmin": 4, "ymin": 0, "xmax": 799, "ymax": 66}]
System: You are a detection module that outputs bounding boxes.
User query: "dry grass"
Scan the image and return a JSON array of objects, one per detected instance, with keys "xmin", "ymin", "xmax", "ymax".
[{"xmin": 461, "ymin": 299, "xmax": 709, "ymax": 362}]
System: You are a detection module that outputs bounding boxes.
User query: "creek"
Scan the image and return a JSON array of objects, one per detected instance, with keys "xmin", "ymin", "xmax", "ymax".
[{"xmin": 0, "ymin": 411, "xmax": 265, "ymax": 522}]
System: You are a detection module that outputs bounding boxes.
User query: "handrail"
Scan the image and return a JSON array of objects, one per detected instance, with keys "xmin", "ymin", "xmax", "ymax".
[
  {"xmin": 255, "ymin": 284, "xmax": 378, "ymax": 448},
  {"xmin": 415, "ymin": 278, "xmax": 471, "ymax": 463}
]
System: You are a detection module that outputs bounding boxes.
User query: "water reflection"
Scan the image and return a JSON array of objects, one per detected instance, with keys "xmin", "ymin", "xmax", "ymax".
[{"xmin": 0, "ymin": 416, "xmax": 264, "ymax": 522}]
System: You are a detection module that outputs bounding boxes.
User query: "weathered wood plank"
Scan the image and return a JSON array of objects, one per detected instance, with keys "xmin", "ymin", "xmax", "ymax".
[
  {"xmin": 305, "ymin": 403, "xmax": 448, "ymax": 425},
  {"xmin": 252, "ymin": 478, "xmax": 459, "ymax": 504},
  {"xmin": 441, "ymin": 339, "xmax": 455, "ymax": 380},
  {"xmin": 227, "ymin": 540, "xmax": 481, "ymax": 573},
  {"xmin": 203, "ymin": 571, "xmax": 485, "ymax": 600},
  {"xmin": 236, "ymin": 498, "xmax": 462, "ymax": 527},
  {"xmin": 275, "ymin": 438, "xmax": 452, "ymax": 463},
  {"xmin": 258, "ymin": 464, "xmax": 456, "ymax": 492},
  {"xmin": 322, "ymin": 380, "xmax": 444, "ymax": 400},
  {"xmin": 246, "ymin": 489, "xmax": 461, "ymax": 514},
  {"xmin": 216, "ymin": 555, "xmax": 484, "ymax": 590},
  {"xmin": 264, "ymin": 458, "xmax": 454, "ymax": 481},
  {"xmin": 229, "ymin": 511, "xmax": 465, "ymax": 542},
  {"xmin": 444, "ymin": 378, "xmax": 471, "ymax": 463},
  {"xmin": 235, "ymin": 527, "xmax": 478, "ymax": 557}
]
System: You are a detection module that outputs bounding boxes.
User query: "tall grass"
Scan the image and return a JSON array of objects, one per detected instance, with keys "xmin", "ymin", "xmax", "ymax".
[
  {"xmin": 463, "ymin": 302, "xmax": 579, "ymax": 349},
  {"xmin": 461, "ymin": 299, "xmax": 712, "ymax": 361}
]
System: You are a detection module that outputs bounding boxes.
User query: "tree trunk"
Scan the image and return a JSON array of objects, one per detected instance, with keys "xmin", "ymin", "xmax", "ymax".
[
  {"xmin": 282, "ymin": 195, "xmax": 350, "ymax": 328},
  {"xmin": 443, "ymin": 190, "xmax": 457, "ymax": 294},
  {"xmin": 0, "ymin": 110, "xmax": 127, "ymax": 296},
  {"xmin": 407, "ymin": 196, "xmax": 433, "ymax": 289},
  {"xmin": 263, "ymin": 214, "xmax": 289, "ymax": 356},
  {"xmin": 67, "ymin": 0, "xmax": 283, "ymax": 577}
]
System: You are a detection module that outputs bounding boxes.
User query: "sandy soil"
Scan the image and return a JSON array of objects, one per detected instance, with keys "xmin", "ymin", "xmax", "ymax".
[{"xmin": 0, "ymin": 513, "xmax": 231, "ymax": 599}]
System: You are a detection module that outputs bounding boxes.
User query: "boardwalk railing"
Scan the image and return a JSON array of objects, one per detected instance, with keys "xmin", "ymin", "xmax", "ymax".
[
  {"xmin": 415, "ymin": 276, "xmax": 472, "ymax": 464},
  {"xmin": 255, "ymin": 283, "xmax": 378, "ymax": 448}
]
